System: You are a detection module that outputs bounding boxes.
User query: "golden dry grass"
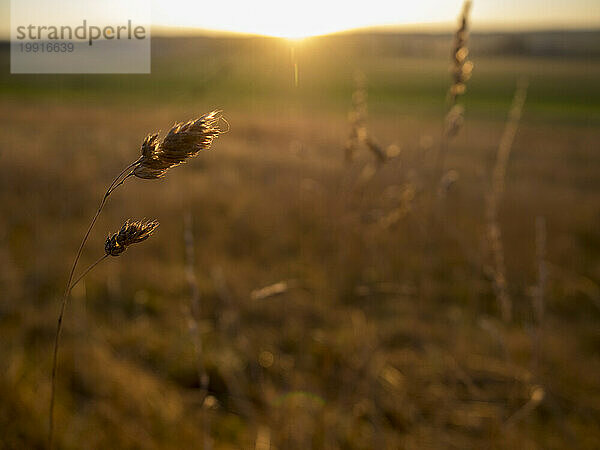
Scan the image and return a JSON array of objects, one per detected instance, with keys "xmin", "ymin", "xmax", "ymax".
[{"xmin": 1, "ymin": 95, "xmax": 599, "ymax": 448}]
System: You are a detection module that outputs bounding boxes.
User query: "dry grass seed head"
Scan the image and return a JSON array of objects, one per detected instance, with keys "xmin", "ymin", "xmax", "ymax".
[
  {"xmin": 449, "ymin": 1, "xmax": 473, "ymax": 103},
  {"xmin": 134, "ymin": 110, "xmax": 226, "ymax": 179},
  {"xmin": 105, "ymin": 219, "xmax": 160, "ymax": 256}
]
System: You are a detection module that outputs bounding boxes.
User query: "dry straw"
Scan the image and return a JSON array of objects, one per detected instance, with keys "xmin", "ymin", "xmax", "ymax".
[
  {"xmin": 49, "ymin": 111, "xmax": 226, "ymax": 448},
  {"xmin": 251, "ymin": 280, "xmax": 296, "ymax": 300},
  {"xmin": 486, "ymin": 79, "xmax": 528, "ymax": 322},
  {"xmin": 504, "ymin": 385, "xmax": 545, "ymax": 428}
]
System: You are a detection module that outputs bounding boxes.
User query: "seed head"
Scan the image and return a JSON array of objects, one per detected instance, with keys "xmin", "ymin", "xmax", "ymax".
[
  {"xmin": 133, "ymin": 111, "xmax": 226, "ymax": 179},
  {"xmin": 449, "ymin": 1, "xmax": 472, "ymax": 104},
  {"xmin": 105, "ymin": 219, "xmax": 160, "ymax": 256},
  {"xmin": 444, "ymin": 104, "xmax": 465, "ymax": 138}
]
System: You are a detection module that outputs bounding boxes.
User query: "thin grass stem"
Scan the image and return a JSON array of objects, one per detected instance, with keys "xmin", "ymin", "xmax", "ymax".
[{"xmin": 48, "ymin": 159, "xmax": 140, "ymax": 449}]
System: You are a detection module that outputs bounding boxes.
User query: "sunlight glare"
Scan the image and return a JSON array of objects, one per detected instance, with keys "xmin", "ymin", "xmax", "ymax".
[{"xmin": 152, "ymin": 0, "xmax": 462, "ymax": 38}]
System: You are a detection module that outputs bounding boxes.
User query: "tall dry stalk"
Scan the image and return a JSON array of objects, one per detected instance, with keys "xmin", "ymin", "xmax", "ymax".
[
  {"xmin": 433, "ymin": 0, "xmax": 473, "ymax": 186},
  {"xmin": 421, "ymin": 1, "xmax": 473, "ymax": 300},
  {"xmin": 532, "ymin": 216, "xmax": 547, "ymax": 373},
  {"xmin": 49, "ymin": 111, "xmax": 225, "ymax": 448},
  {"xmin": 183, "ymin": 212, "xmax": 212, "ymax": 450},
  {"xmin": 344, "ymin": 72, "xmax": 387, "ymax": 165},
  {"xmin": 485, "ymin": 80, "xmax": 528, "ymax": 323}
]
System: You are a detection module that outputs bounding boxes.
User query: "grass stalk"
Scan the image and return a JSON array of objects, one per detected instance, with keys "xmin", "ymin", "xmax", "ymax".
[
  {"xmin": 48, "ymin": 160, "xmax": 139, "ymax": 448},
  {"xmin": 433, "ymin": 0, "xmax": 472, "ymax": 188},
  {"xmin": 486, "ymin": 78, "xmax": 528, "ymax": 322},
  {"xmin": 533, "ymin": 216, "xmax": 547, "ymax": 374},
  {"xmin": 183, "ymin": 212, "xmax": 212, "ymax": 449}
]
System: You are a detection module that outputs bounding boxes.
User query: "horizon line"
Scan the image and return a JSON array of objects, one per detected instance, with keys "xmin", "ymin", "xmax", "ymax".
[{"xmin": 150, "ymin": 22, "xmax": 600, "ymax": 38}]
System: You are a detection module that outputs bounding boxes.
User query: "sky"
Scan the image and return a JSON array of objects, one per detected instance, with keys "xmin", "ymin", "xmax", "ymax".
[{"xmin": 1, "ymin": 0, "xmax": 599, "ymax": 39}]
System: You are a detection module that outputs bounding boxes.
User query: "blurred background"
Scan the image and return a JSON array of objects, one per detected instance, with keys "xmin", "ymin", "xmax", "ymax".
[{"xmin": 1, "ymin": 0, "xmax": 599, "ymax": 448}]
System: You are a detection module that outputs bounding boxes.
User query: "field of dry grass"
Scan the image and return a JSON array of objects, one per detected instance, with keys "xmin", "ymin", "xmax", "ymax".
[{"xmin": 1, "ymin": 32, "xmax": 600, "ymax": 449}]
